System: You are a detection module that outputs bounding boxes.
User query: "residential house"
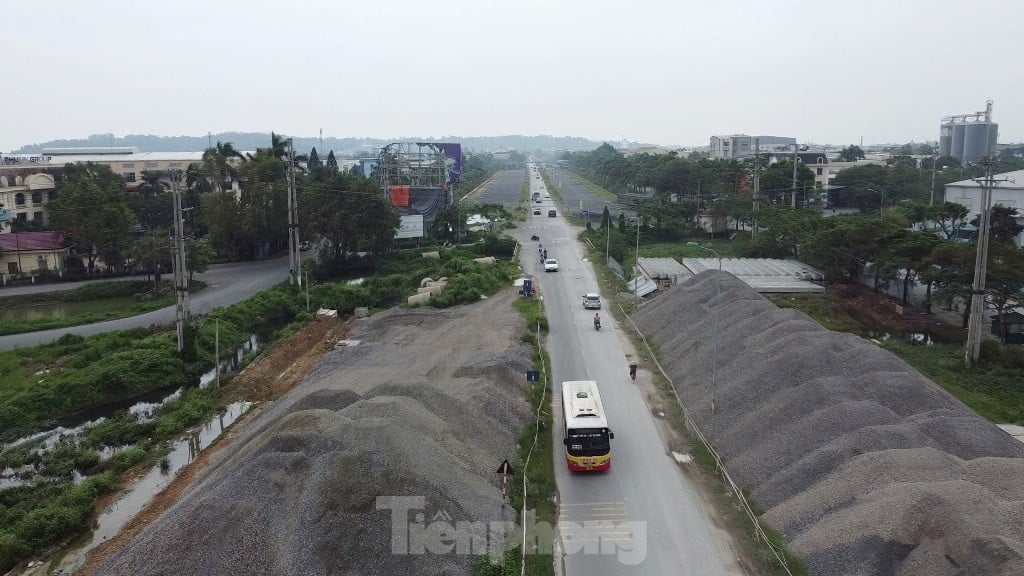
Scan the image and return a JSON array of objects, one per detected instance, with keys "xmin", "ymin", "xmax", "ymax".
[{"xmin": 0, "ymin": 231, "xmax": 68, "ymax": 281}]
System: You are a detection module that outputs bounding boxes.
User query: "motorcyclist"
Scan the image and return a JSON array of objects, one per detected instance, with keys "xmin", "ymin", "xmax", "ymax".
[{"xmin": 593, "ymin": 313, "xmax": 601, "ymax": 329}]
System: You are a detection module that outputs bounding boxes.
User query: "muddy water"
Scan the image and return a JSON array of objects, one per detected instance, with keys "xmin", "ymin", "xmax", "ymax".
[{"xmin": 53, "ymin": 401, "xmax": 253, "ymax": 574}]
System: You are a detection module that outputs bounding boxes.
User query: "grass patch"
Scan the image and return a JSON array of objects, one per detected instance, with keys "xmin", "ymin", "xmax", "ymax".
[
  {"xmin": 770, "ymin": 291, "xmax": 1024, "ymax": 424},
  {"xmin": 556, "ymin": 170, "xmax": 617, "ymax": 203},
  {"xmin": 477, "ymin": 299, "xmax": 555, "ymax": 575},
  {"xmin": 639, "ymin": 240, "xmax": 745, "ymax": 260},
  {"xmin": 0, "ymin": 280, "xmax": 206, "ymax": 336}
]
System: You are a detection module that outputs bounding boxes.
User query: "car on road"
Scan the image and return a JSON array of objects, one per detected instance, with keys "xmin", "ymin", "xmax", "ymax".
[
  {"xmin": 582, "ymin": 293, "xmax": 601, "ymax": 309},
  {"xmin": 299, "ymin": 240, "xmax": 311, "ymax": 251},
  {"xmin": 535, "ymin": 198, "xmax": 542, "ymax": 203},
  {"xmin": 533, "ymin": 208, "xmax": 541, "ymax": 215},
  {"xmin": 544, "ymin": 259, "xmax": 559, "ymax": 272},
  {"xmin": 548, "ymin": 209, "xmax": 557, "ymax": 217}
]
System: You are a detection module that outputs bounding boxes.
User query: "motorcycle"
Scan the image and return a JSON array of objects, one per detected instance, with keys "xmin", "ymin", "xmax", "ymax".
[{"xmin": 594, "ymin": 318, "xmax": 601, "ymax": 331}]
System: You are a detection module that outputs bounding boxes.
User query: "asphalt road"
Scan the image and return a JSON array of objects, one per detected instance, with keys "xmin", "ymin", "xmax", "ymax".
[
  {"xmin": 544, "ymin": 167, "xmax": 636, "ymax": 224},
  {"xmin": 0, "ymin": 274, "xmax": 152, "ymax": 296},
  {"xmin": 0, "ymin": 257, "xmax": 294, "ymax": 350},
  {"xmin": 515, "ymin": 164, "xmax": 742, "ymax": 575},
  {"xmin": 467, "ymin": 168, "xmax": 525, "ymax": 209}
]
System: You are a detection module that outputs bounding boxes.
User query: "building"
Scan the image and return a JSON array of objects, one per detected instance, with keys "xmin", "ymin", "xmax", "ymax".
[
  {"xmin": 0, "ymin": 231, "xmax": 68, "ymax": 280},
  {"xmin": 708, "ymin": 135, "xmax": 796, "ymax": 159},
  {"xmin": 766, "ymin": 151, "xmax": 831, "ymax": 189},
  {"xmin": 0, "ymin": 165, "xmax": 59, "ymax": 232},
  {"xmin": 939, "ymin": 101, "xmax": 998, "ymax": 162},
  {"xmin": 944, "ymin": 168, "xmax": 1024, "ymax": 247}
]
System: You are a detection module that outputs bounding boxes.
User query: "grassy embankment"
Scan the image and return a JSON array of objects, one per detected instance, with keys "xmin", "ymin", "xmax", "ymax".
[
  {"xmin": 772, "ymin": 292, "xmax": 1024, "ymax": 424},
  {"xmin": 537, "ymin": 169, "xmax": 583, "ymax": 226},
  {"xmin": 0, "ymin": 246, "xmax": 521, "ymax": 573},
  {"xmin": 477, "ymin": 297, "xmax": 554, "ymax": 576},
  {"xmin": 0, "ymin": 280, "xmax": 205, "ymax": 336},
  {"xmin": 554, "ymin": 169, "xmax": 617, "ymax": 203}
]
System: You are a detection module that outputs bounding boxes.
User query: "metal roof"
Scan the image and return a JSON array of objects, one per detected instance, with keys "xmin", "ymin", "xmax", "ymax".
[
  {"xmin": 946, "ymin": 169, "xmax": 1024, "ymax": 190},
  {"xmin": 681, "ymin": 257, "xmax": 825, "ymax": 293},
  {"xmin": 638, "ymin": 257, "xmax": 692, "ymax": 282}
]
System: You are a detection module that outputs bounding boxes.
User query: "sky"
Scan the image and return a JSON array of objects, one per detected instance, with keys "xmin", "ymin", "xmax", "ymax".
[{"xmin": 3, "ymin": 0, "xmax": 1022, "ymax": 151}]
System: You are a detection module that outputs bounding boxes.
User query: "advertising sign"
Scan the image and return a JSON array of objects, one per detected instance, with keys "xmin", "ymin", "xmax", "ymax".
[
  {"xmin": 395, "ymin": 214, "xmax": 425, "ymax": 239},
  {"xmin": 0, "ymin": 209, "xmax": 11, "ymax": 222}
]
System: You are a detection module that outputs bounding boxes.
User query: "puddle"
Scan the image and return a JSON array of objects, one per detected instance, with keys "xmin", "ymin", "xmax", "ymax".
[
  {"xmin": 867, "ymin": 332, "xmax": 934, "ymax": 346},
  {"xmin": 198, "ymin": 335, "xmax": 260, "ymax": 388},
  {"xmin": 54, "ymin": 401, "xmax": 253, "ymax": 574}
]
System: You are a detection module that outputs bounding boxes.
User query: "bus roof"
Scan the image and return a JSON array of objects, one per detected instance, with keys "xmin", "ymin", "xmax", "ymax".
[{"xmin": 562, "ymin": 381, "xmax": 609, "ymax": 430}]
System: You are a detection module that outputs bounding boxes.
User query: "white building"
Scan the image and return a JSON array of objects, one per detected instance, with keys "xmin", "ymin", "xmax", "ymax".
[
  {"xmin": 944, "ymin": 169, "xmax": 1024, "ymax": 247},
  {"xmin": 708, "ymin": 135, "xmax": 796, "ymax": 159}
]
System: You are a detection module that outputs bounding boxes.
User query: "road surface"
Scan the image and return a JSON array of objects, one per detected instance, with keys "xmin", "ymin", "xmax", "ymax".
[
  {"xmin": 0, "ymin": 257, "xmax": 293, "ymax": 350},
  {"xmin": 545, "ymin": 167, "xmax": 636, "ymax": 223},
  {"xmin": 516, "ymin": 164, "xmax": 743, "ymax": 575},
  {"xmin": 467, "ymin": 168, "xmax": 525, "ymax": 209}
]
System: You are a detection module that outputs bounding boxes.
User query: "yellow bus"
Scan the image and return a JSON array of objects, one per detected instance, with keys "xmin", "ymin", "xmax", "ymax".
[{"xmin": 561, "ymin": 381, "xmax": 614, "ymax": 472}]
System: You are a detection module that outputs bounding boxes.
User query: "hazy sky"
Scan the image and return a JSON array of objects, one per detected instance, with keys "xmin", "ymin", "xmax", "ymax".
[{"xmin": 4, "ymin": 0, "xmax": 1022, "ymax": 151}]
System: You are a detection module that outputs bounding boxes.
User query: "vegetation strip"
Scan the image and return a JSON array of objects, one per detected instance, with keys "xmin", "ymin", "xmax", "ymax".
[{"xmin": 476, "ymin": 298, "xmax": 554, "ymax": 576}]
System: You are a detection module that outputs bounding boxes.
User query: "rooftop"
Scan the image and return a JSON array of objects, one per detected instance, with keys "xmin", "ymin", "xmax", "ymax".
[
  {"xmin": 0, "ymin": 231, "xmax": 66, "ymax": 252},
  {"xmin": 946, "ymin": 169, "xmax": 1024, "ymax": 189}
]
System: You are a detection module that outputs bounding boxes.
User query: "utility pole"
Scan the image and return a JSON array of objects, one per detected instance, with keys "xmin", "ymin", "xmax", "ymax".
[
  {"xmin": 286, "ymin": 138, "xmax": 300, "ymax": 287},
  {"xmin": 634, "ymin": 216, "xmax": 640, "ymax": 306},
  {"xmin": 791, "ymin": 143, "xmax": 799, "ymax": 209},
  {"xmin": 170, "ymin": 171, "xmax": 190, "ymax": 352},
  {"xmin": 930, "ymin": 154, "xmax": 938, "ymax": 207},
  {"xmin": 752, "ymin": 138, "xmax": 760, "ymax": 236},
  {"xmin": 965, "ymin": 161, "xmax": 1005, "ymax": 364}
]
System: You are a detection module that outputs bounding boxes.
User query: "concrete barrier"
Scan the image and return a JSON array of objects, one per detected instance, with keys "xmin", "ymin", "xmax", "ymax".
[
  {"xmin": 473, "ymin": 257, "xmax": 496, "ymax": 265},
  {"xmin": 422, "ymin": 251, "xmax": 440, "ymax": 260},
  {"xmin": 407, "ymin": 292, "xmax": 432, "ymax": 306}
]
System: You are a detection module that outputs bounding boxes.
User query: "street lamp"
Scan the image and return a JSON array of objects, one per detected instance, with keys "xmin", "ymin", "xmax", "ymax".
[{"xmin": 686, "ymin": 241, "xmax": 721, "ymax": 414}]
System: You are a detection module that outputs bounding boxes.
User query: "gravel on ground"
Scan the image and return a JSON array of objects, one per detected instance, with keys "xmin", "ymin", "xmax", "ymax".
[
  {"xmin": 89, "ymin": 290, "xmax": 533, "ymax": 576},
  {"xmin": 634, "ymin": 271, "xmax": 1024, "ymax": 576}
]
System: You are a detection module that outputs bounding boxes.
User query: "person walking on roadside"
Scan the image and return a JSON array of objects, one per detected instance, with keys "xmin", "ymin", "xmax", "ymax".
[{"xmin": 629, "ymin": 363, "xmax": 638, "ymax": 383}]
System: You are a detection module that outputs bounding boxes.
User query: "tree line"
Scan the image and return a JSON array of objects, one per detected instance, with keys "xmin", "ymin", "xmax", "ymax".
[{"xmin": 567, "ymin": 144, "xmax": 1024, "ymax": 343}]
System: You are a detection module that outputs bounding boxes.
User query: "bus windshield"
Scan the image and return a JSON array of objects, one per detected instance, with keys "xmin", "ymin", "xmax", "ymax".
[{"xmin": 566, "ymin": 428, "xmax": 611, "ymax": 457}]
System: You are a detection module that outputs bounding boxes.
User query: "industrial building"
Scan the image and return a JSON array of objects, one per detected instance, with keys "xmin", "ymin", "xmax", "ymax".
[
  {"xmin": 708, "ymin": 135, "xmax": 796, "ymax": 159},
  {"xmin": 939, "ymin": 101, "xmax": 998, "ymax": 162}
]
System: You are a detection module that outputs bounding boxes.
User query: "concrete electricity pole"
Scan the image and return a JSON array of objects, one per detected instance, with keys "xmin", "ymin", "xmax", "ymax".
[
  {"xmin": 965, "ymin": 161, "xmax": 1005, "ymax": 364},
  {"xmin": 791, "ymin": 143, "xmax": 799, "ymax": 209},
  {"xmin": 286, "ymin": 138, "xmax": 301, "ymax": 287},
  {"xmin": 752, "ymin": 138, "xmax": 760, "ymax": 236},
  {"xmin": 170, "ymin": 171, "xmax": 190, "ymax": 352}
]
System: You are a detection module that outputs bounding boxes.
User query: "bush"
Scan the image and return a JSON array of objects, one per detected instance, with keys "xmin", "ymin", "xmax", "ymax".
[{"xmin": 979, "ymin": 338, "xmax": 1003, "ymax": 364}]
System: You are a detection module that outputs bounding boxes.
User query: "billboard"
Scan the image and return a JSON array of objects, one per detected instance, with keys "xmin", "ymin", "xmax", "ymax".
[
  {"xmin": 0, "ymin": 209, "xmax": 11, "ymax": 222},
  {"xmin": 396, "ymin": 215, "xmax": 425, "ymax": 239}
]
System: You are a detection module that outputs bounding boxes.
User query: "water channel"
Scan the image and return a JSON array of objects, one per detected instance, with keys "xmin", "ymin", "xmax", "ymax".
[{"xmin": 0, "ymin": 296, "xmax": 142, "ymax": 322}]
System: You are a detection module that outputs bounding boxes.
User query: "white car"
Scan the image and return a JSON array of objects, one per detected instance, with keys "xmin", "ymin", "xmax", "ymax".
[
  {"xmin": 582, "ymin": 293, "xmax": 601, "ymax": 309},
  {"xmin": 544, "ymin": 259, "xmax": 559, "ymax": 272}
]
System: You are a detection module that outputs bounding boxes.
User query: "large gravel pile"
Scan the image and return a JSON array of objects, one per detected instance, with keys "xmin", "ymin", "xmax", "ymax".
[
  {"xmin": 634, "ymin": 271, "xmax": 1024, "ymax": 576},
  {"xmin": 91, "ymin": 291, "xmax": 533, "ymax": 576}
]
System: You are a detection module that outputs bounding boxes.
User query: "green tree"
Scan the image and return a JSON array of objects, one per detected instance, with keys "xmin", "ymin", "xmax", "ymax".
[
  {"xmin": 972, "ymin": 204, "xmax": 1024, "ymax": 245},
  {"xmin": 932, "ymin": 202, "xmax": 969, "ymax": 240},
  {"xmin": 326, "ymin": 150, "xmax": 339, "ymax": 174},
  {"xmin": 201, "ymin": 191, "xmax": 244, "ymax": 259},
  {"xmin": 601, "ymin": 206, "xmax": 611, "ymax": 229},
  {"xmin": 879, "ymin": 230, "xmax": 943, "ymax": 303},
  {"xmin": 48, "ymin": 163, "xmax": 137, "ymax": 271},
  {"xmin": 307, "ymin": 147, "xmax": 323, "ymax": 180},
  {"xmin": 128, "ymin": 228, "xmax": 173, "ymax": 294},
  {"xmin": 985, "ymin": 245, "xmax": 1024, "ymax": 343},
  {"xmin": 618, "ymin": 212, "xmax": 626, "ymax": 234},
  {"xmin": 185, "ymin": 237, "xmax": 214, "ymax": 281},
  {"xmin": 831, "ymin": 164, "xmax": 888, "ymax": 209},
  {"xmin": 925, "ymin": 241, "xmax": 977, "ymax": 327},
  {"xmin": 837, "ymin": 145, "xmax": 866, "ymax": 162},
  {"xmin": 757, "ymin": 161, "xmax": 814, "ymax": 206}
]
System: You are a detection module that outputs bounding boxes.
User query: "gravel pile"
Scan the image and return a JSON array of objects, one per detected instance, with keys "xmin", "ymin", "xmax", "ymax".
[
  {"xmin": 91, "ymin": 291, "xmax": 533, "ymax": 576},
  {"xmin": 634, "ymin": 271, "xmax": 1024, "ymax": 576}
]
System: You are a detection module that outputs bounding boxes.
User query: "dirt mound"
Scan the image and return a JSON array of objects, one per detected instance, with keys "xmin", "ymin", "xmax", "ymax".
[
  {"xmin": 90, "ymin": 291, "xmax": 533, "ymax": 576},
  {"xmin": 634, "ymin": 271, "xmax": 1024, "ymax": 576}
]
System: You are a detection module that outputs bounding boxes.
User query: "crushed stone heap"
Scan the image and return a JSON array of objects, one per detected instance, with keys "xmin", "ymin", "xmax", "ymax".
[
  {"xmin": 634, "ymin": 271, "xmax": 1024, "ymax": 576},
  {"xmin": 92, "ymin": 292, "xmax": 533, "ymax": 576}
]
